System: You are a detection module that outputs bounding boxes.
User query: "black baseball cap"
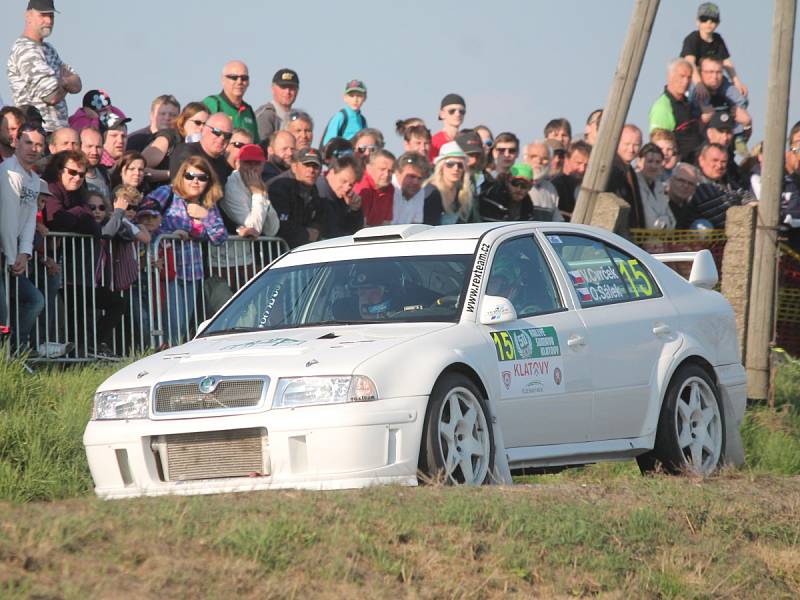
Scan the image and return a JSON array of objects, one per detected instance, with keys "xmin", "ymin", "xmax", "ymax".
[
  {"xmin": 455, "ymin": 131, "xmax": 483, "ymax": 156},
  {"xmin": 708, "ymin": 111, "xmax": 733, "ymax": 131},
  {"xmin": 440, "ymin": 93, "xmax": 466, "ymax": 109},
  {"xmin": 295, "ymin": 147, "xmax": 322, "ymax": 167},
  {"xmin": 27, "ymin": 0, "xmax": 59, "ymax": 13},
  {"xmin": 273, "ymin": 68, "xmax": 299, "ymax": 87}
]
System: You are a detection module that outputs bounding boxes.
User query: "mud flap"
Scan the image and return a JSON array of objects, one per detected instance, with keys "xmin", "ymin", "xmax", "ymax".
[
  {"xmin": 721, "ymin": 393, "xmax": 745, "ymax": 467},
  {"xmin": 488, "ymin": 406, "xmax": 513, "ymax": 484}
]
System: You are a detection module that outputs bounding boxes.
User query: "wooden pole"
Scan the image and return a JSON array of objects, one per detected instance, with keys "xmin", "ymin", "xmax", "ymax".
[
  {"xmin": 572, "ymin": 0, "xmax": 660, "ymax": 224},
  {"xmin": 745, "ymin": 0, "xmax": 796, "ymax": 400}
]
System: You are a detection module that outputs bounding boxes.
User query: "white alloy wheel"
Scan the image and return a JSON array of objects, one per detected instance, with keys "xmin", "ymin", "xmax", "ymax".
[{"xmin": 673, "ymin": 376, "xmax": 723, "ymax": 475}]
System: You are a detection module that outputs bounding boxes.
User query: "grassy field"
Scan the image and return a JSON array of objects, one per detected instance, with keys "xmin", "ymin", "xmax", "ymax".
[{"xmin": 1, "ymin": 355, "xmax": 799, "ymax": 598}]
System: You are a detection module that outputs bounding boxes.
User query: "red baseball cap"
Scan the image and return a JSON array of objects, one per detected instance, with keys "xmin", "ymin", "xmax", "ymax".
[{"xmin": 238, "ymin": 144, "xmax": 266, "ymax": 162}]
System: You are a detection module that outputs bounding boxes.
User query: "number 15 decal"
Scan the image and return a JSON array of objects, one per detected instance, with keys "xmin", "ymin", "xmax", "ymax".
[{"xmin": 617, "ymin": 259, "xmax": 654, "ymax": 298}]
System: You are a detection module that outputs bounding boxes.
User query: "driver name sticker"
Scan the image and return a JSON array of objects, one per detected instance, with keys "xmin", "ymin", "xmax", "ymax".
[{"xmin": 490, "ymin": 327, "xmax": 564, "ymax": 397}]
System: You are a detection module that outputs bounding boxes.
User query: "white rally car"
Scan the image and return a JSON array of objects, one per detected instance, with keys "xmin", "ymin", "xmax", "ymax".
[{"xmin": 84, "ymin": 223, "xmax": 747, "ymax": 498}]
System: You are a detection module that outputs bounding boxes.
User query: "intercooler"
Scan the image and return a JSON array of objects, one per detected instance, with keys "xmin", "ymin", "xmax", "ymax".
[{"xmin": 151, "ymin": 428, "xmax": 270, "ymax": 482}]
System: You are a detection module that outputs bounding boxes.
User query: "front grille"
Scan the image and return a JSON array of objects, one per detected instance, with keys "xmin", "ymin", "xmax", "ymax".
[
  {"xmin": 154, "ymin": 378, "xmax": 266, "ymax": 415},
  {"xmin": 156, "ymin": 428, "xmax": 268, "ymax": 481}
]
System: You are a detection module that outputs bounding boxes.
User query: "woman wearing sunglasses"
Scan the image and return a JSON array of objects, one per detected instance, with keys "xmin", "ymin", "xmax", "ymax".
[
  {"xmin": 425, "ymin": 142, "xmax": 477, "ymax": 225},
  {"xmin": 140, "ymin": 102, "xmax": 210, "ymax": 191},
  {"xmin": 146, "ymin": 155, "xmax": 227, "ymax": 345}
]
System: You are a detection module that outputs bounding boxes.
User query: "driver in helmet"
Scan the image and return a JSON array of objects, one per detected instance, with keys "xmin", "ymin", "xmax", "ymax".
[
  {"xmin": 486, "ymin": 257, "xmax": 521, "ymax": 301},
  {"xmin": 348, "ymin": 262, "xmax": 400, "ymax": 319}
]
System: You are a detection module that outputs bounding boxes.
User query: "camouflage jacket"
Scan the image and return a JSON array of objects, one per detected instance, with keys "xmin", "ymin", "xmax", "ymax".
[{"xmin": 7, "ymin": 36, "xmax": 70, "ymax": 131}]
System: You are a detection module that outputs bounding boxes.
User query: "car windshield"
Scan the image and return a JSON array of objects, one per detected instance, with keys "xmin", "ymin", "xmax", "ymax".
[{"xmin": 202, "ymin": 254, "xmax": 473, "ymax": 334}]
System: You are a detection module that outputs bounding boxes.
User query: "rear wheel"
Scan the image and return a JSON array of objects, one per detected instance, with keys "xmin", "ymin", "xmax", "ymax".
[
  {"xmin": 420, "ymin": 373, "xmax": 495, "ymax": 485},
  {"xmin": 639, "ymin": 364, "xmax": 725, "ymax": 476}
]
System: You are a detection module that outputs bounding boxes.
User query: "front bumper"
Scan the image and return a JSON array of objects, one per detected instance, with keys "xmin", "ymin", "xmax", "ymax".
[{"xmin": 84, "ymin": 395, "xmax": 427, "ymax": 499}]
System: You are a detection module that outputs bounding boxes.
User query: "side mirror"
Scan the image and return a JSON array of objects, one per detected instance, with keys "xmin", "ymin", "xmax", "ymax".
[
  {"xmin": 479, "ymin": 295, "xmax": 517, "ymax": 325},
  {"xmin": 195, "ymin": 319, "xmax": 212, "ymax": 337},
  {"xmin": 688, "ymin": 249, "xmax": 719, "ymax": 289}
]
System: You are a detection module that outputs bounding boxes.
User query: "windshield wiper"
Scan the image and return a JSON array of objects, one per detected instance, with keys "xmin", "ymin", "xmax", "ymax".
[{"xmin": 201, "ymin": 326, "xmax": 263, "ymax": 337}]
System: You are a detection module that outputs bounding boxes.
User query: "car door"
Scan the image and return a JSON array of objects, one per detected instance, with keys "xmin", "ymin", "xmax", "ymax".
[
  {"xmin": 542, "ymin": 232, "xmax": 678, "ymax": 441},
  {"xmin": 479, "ymin": 235, "xmax": 595, "ymax": 447}
]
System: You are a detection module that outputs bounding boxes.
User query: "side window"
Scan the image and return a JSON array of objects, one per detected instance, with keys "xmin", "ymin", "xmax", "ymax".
[
  {"xmin": 486, "ymin": 237, "xmax": 562, "ymax": 317},
  {"xmin": 545, "ymin": 234, "xmax": 661, "ymax": 308}
]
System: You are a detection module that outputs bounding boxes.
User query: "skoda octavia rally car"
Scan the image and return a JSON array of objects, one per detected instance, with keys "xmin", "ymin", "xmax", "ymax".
[{"xmin": 84, "ymin": 223, "xmax": 747, "ymax": 498}]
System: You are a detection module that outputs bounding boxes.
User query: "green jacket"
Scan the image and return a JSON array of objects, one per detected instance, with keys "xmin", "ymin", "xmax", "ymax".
[{"xmin": 203, "ymin": 92, "xmax": 259, "ymax": 143}]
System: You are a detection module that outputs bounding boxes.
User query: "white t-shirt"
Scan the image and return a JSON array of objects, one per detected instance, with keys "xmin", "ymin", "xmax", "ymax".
[
  {"xmin": 0, "ymin": 155, "xmax": 40, "ymax": 263},
  {"xmin": 390, "ymin": 174, "xmax": 425, "ymax": 225}
]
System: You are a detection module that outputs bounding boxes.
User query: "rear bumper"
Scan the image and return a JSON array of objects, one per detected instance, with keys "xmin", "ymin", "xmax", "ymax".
[{"xmin": 84, "ymin": 395, "xmax": 427, "ymax": 499}]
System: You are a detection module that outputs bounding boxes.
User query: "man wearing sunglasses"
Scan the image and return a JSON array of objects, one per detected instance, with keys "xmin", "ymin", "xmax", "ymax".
[
  {"xmin": 203, "ymin": 61, "xmax": 259, "ymax": 143},
  {"xmin": 269, "ymin": 148, "xmax": 325, "ymax": 248},
  {"xmin": 170, "ymin": 113, "xmax": 233, "ymax": 186},
  {"xmin": 0, "ymin": 125, "xmax": 46, "ymax": 353},
  {"xmin": 430, "ymin": 93, "xmax": 466, "ymax": 161}
]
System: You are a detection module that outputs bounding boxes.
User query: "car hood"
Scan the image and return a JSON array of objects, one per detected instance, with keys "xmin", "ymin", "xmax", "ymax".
[{"xmin": 98, "ymin": 322, "xmax": 455, "ymax": 391}]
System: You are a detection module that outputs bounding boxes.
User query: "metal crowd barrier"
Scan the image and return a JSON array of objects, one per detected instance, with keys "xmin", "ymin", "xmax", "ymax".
[{"xmin": 0, "ymin": 232, "xmax": 288, "ymax": 362}]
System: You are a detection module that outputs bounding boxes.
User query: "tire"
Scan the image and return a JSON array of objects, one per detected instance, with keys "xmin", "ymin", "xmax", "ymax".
[
  {"xmin": 419, "ymin": 373, "xmax": 495, "ymax": 485},
  {"xmin": 639, "ymin": 363, "xmax": 726, "ymax": 476}
]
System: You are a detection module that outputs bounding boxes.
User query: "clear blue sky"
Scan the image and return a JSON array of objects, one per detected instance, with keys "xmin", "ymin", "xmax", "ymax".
[{"xmin": 2, "ymin": 1, "xmax": 798, "ymax": 153}]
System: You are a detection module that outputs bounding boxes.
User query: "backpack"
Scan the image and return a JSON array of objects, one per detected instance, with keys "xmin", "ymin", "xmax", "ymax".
[{"xmin": 319, "ymin": 109, "xmax": 367, "ymax": 149}]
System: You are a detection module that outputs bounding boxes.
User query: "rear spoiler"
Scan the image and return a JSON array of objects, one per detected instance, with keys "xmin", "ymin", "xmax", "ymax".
[{"xmin": 652, "ymin": 249, "xmax": 718, "ymax": 289}]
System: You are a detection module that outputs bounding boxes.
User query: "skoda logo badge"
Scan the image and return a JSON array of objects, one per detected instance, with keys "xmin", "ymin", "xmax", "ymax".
[{"xmin": 199, "ymin": 376, "xmax": 218, "ymax": 394}]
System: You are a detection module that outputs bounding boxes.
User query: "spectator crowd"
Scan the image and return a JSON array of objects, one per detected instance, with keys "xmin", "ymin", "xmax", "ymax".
[{"xmin": 2, "ymin": 0, "xmax": 800, "ymax": 358}]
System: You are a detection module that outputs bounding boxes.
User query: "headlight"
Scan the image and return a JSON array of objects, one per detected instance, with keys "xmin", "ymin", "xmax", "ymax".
[
  {"xmin": 93, "ymin": 388, "xmax": 149, "ymax": 420},
  {"xmin": 273, "ymin": 376, "xmax": 378, "ymax": 409}
]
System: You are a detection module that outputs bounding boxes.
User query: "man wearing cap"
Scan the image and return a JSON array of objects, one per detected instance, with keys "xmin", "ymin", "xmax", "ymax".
[
  {"xmin": 321, "ymin": 80, "xmax": 369, "ymax": 147},
  {"xmin": 551, "ymin": 140, "xmax": 591, "ymax": 220},
  {"xmin": 203, "ymin": 61, "xmax": 259, "ymax": 144},
  {"xmin": 455, "ymin": 130, "xmax": 486, "ymax": 198},
  {"xmin": 0, "ymin": 123, "xmax": 46, "ymax": 352},
  {"xmin": 430, "ymin": 94, "xmax": 466, "ymax": 161},
  {"xmin": 649, "ymin": 58, "xmax": 705, "ymax": 163},
  {"xmin": 100, "ymin": 114, "xmax": 130, "ymax": 168},
  {"xmin": 479, "ymin": 163, "xmax": 537, "ymax": 222},
  {"xmin": 7, "ymin": 0, "xmax": 82, "ymax": 133},
  {"xmin": 256, "ymin": 68, "xmax": 300, "ymax": 146},
  {"xmin": 263, "ymin": 130, "xmax": 296, "ymax": 183},
  {"xmin": 269, "ymin": 148, "xmax": 325, "ymax": 248},
  {"xmin": 169, "ymin": 113, "xmax": 234, "ymax": 186},
  {"xmin": 704, "ymin": 111, "xmax": 745, "ymax": 188}
]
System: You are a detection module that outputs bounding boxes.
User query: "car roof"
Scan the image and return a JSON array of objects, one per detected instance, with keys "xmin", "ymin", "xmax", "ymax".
[{"xmin": 293, "ymin": 222, "xmax": 608, "ymax": 253}]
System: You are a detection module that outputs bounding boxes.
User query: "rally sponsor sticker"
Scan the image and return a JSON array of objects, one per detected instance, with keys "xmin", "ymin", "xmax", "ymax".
[{"xmin": 489, "ymin": 327, "xmax": 565, "ymax": 397}]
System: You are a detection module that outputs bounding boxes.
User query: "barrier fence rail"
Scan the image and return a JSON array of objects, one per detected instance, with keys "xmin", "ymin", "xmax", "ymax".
[
  {"xmin": 0, "ymin": 232, "xmax": 288, "ymax": 362},
  {"xmin": 2, "ymin": 227, "xmax": 799, "ymax": 362}
]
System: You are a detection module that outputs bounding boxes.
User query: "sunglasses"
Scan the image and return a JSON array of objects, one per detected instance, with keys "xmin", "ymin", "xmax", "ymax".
[
  {"xmin": 510, "ymin": 179, "xmax": 532, "ymax": 189},
  {"xmin": 63, "ymin": 167, "xmax": 86, "ymax": 178},
  {"xmin": 88, "ymin": 203, "xmax": 106, "ymax": 211},
  {"xmin": 225, "ymin": 74, "xmax": 250, "ymax": 82},
  {"xmin": 698, "ymin": 16, "xmax": 719, "ymax": 23},
  {"xmin": 205, "ymin": 126, "xmax": 233, "ymax": 141},
  {"xmin": 356, "ymin": 145, "xmax": 378, "ymax": 153},
  {"xmin": 494, "ymin": 147, "xmax": 518, "ymax": 155},
  {"xmin": 447, "ymin": 108, "xmax": 466, "ymax": 115},
  {"xmin": 184, "ymin": 171, "xmax": 210, "ymax": 182},
  {"xmin": 126, "ymin": 203, "xmax": 140, "ymax": 211},
  {"xmin": 189, "ymin": 118, "xmax": 206, "ymax": 128},
  {"xmin": 443, "ymin": 160, "xmax": 465, "ymax": 170},
  {"xmin": 229, "ymin": 141, "xmax": 247, "ymax": 149},
  {"xmin": 483, "ymin": 140, "xmax": 493, "ymax": 147}
]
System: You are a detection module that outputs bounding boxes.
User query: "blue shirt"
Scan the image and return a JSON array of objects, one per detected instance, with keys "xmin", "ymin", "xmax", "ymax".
[{"xmin": 321, "ymin": 106, "xmax": 367, "ymax": 146}]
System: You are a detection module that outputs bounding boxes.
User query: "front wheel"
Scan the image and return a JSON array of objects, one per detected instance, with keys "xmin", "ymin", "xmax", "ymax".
[
  {"xmin": 639, "ymin": 364, "xmax": 725, "ymax": 476},
  {"xmin": 419, "ymin": 373, "xmax": 495, "ymax": 485}
]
